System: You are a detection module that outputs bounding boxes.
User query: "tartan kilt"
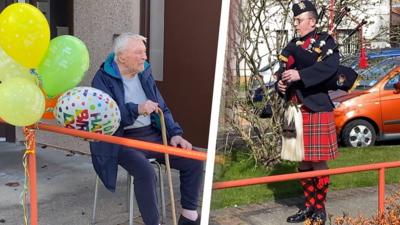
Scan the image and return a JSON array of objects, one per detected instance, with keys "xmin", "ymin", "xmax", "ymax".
[{"xmin": 301, "ymin": 106, "xmax": 338, "ymax": 161}]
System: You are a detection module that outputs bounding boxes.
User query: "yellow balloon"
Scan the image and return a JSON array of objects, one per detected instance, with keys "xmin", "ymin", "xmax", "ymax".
[
  {"xmin": 0, "ymin": 47, "xmax": 37, "ymax": 84},
  {"xmin": 0, "ymin": 77, "xmax": 45, "ymax": 126},
  {"xmin": 0, "ymin": 3, "xmax": 50, "ymax": 68}
]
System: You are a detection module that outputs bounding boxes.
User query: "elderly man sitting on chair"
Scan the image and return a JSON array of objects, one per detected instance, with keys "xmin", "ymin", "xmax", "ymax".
[{"xmin": 90, "ymin": 32, "xmax": 203, "ymax": 225}]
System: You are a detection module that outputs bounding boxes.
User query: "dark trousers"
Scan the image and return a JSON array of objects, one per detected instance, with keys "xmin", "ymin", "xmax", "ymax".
[{"xmin": 118, "ymin": 126, "xmax": 204, "ymax": 225}]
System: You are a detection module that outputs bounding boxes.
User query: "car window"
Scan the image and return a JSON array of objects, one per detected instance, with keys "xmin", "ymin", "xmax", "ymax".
[
  {"xmin": 384, "ymin": 74, "xmax": 400, "ymax": 90},
  {"xmin": 355, "ymin": 58, "xmax": 400, "ymax": 90},
  {"xmin": 341, "ymin": 55, "xmax": 400, "ymax": 74},
  {"xmin": 360, "ymin": 59, "xmax": 400, "ymax": 80},
  {"xmin": 372, "ymin": 59, "xmax": 400, "ymax": 81},
  {"xmin": 360, "ymin": 57, "xmax": 400, "ymax": 77},
  {"xmin": 341, "ymin": 56, "xmax": 357, "ymax": 67}
]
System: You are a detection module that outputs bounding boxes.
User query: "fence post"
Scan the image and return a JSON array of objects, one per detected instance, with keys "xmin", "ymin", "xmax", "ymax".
[
  {"xmin": 378, "ymin": 168, "xmax": 385, "ymax": 215},
  {"xmin": 24, "ymin": 127, "xmax": 38, "ymax": 225}
]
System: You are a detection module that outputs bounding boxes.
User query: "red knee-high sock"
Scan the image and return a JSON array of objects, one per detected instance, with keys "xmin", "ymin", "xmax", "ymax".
[
  {"xmin": 299, "ymin": 169, "xmax": 315, "ymax": 208},
  {"xmin": 314, "ymin": 175, "xmax": 330, "ymax": 211}
]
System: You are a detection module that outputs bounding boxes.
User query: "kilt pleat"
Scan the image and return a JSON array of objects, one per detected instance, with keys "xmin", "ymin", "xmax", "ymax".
[{"xmin": 301, "ymin": 107, "xmax": 338, "ymax": 161}]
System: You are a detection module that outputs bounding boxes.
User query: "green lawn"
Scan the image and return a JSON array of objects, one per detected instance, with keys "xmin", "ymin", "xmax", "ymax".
[{"xmin": 211, "ymin": 146, "xmax": 400, "ymax": 209}]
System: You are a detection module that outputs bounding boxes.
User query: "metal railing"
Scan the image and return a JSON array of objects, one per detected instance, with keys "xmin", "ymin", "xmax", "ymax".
[
  {"xmin": 1, "ymin": 120, "xmax": 209, "ymax": 225},
  {"xmin": 213, "ymin": 161, "xmax": 400, "ymax": 214}
]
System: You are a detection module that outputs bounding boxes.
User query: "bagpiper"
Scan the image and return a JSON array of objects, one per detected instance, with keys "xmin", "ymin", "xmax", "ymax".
[{"xmin": 275, "ymin": 1, "xmax": 341, "ymax": 224}]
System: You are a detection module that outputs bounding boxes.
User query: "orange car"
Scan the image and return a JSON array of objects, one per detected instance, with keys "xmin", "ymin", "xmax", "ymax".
[{"xmin": 332, "ymin": 66, "xmax": 400, "ymax": 147}]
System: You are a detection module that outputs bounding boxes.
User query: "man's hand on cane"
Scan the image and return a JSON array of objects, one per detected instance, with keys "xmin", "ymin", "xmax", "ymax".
[{"xmin": 138, "ymin": 100, "xmax": 158, "ymax": 116}]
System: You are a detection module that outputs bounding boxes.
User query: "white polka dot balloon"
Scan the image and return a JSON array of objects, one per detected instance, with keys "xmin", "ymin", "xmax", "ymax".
[{"xmin": 54, "ymin": 87, "xmax": 121, "ymax": 135}]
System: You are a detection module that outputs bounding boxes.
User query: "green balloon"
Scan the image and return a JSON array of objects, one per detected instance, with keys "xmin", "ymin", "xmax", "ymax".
[
  {"xmin": 37, "ymin": 35, "xmax": 90, "ymax": 97},
  {"xmin": 0, "ymin": 77, "xmax": 45, "ymax": 126}
]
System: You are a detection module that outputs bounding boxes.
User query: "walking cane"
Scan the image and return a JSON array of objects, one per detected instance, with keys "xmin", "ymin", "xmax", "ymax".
[{"xmin": 156, "ymin": 108, "xmax": 177, "ymax": 225}]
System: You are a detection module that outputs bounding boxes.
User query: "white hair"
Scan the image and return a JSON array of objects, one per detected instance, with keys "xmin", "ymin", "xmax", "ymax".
[{"xmin": 113, "ymin": 33, "xmax": 147, "ymax": 60}]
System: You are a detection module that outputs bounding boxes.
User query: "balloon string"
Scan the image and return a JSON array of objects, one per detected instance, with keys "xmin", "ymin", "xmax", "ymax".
[
  {"xmin": 21, "ymin": 150, "xmax": 29, "ymax": 225},
  {"xmin": 20, "ymin": 127, "xmax": 35, "ymax": 225},
  {"xmin": 30, "ymin": 69, "xmax": 42, "ymax": 86}
]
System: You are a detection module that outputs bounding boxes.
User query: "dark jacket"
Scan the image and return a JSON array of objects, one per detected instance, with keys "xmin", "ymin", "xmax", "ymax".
[
  {"xmin": 90, "ymin": 53, "xmax": 183, "ymax": 191},
  {"xmin": 277, "ymin": 31, "xmax": 340, "ymax": 112}
]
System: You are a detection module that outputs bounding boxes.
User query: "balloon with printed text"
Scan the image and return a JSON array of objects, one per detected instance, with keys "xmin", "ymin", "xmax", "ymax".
[{"xmin": 54, "ymin": 87, "xmax": 121, "ymax": 135}]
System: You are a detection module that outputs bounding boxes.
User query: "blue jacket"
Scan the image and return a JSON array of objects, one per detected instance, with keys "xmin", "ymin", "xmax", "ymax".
[{"xmin": 90, "ymin": 53, "xmax": 183, "ymax": 191}]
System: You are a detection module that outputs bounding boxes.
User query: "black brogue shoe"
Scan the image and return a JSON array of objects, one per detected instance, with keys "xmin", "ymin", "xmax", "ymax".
[{"xmin": 286, "ymin": 207, "xmax": 314, "ymax": 223}]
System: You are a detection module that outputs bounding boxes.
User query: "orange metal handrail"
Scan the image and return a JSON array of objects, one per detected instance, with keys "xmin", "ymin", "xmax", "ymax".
[
  {"xmin": 213, "ymin": 161, "xmax": 400, "ymax": 214},
  {"xmin": 1, "ymin": 120, "xmax": 209, "ymax": 225},
  {"xmin": 36, "ymin": 122, "xmax": 207, "ymax": 161}
]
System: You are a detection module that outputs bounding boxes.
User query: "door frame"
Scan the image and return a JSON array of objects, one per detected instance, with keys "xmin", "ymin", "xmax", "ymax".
[{"xmin": 0, "ymin": 0, "xmax": 16, "ymax": 142}]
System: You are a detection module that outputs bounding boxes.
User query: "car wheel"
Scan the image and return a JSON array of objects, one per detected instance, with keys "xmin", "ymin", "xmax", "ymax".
[{"xmin": 341, "ymin": 119, "xmax": 376, "ymax": 147}]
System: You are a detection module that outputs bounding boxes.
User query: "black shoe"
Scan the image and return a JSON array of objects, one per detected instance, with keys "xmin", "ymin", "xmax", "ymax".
[
  {"xmin": 286, "ymin": 207, "xmax": 314, "ymax": 223},
  {"xmin": 310, "ymin": 210, "xmax": 326, "ymax": 225},
  {"xmin": 178, "ymin": 215, "xmax": 200, "ymax": 225}
]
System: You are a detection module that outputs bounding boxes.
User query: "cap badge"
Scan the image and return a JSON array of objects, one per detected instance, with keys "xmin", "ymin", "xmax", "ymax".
[{"xmin": 298, "ymin": 2, "xmax": 306, "ymax": 10}]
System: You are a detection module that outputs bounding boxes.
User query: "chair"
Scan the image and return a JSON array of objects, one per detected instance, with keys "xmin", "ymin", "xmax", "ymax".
[{"xmin": 91, "ymin": 158, "xmax": 166, "ymax": 225}]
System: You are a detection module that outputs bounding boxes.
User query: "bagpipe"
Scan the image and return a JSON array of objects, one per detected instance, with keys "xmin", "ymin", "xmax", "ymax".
[
  {"xmin": 282, "ymin": 6, "xmax": 360, "ymax": 92},
  {"xmin": 253, "ymin": 6, "xmax": 367, "ymax": 118},
  {"xmin": 320, "ymin": 19, "xmax": 367, "ymax": 91},
  {"xmin": 308, "ymin": 6, "xmax": 350, "ymax": 53}
]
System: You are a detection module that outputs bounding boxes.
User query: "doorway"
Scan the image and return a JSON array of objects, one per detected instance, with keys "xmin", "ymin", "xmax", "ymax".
[
  {"xmin": 30, "ymin": 0, "xmax": 73, "ymax": 37},
  {"xmin": 0, "ymin": 0, "xmax": 16, "ymax": 142},
  {"xmin": 140, "ymin": 0, "xmax": 221, "ymax": 147}
]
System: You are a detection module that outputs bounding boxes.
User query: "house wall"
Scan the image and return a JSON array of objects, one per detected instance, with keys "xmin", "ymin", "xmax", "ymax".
[
  {"xmin": 362, "ymin": 0, "xmax": 391, "ymax": 48},
  {"xmin": 16, "ymin": 0, "xmax": 141, "ymax": 153},
  {"xmin": 75, "ymin": 0, "xmax": 141, "ymax": 86}
]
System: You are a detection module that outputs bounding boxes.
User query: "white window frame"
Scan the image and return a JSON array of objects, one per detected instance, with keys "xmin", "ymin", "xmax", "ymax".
[{"xmin": 149, "ymin": 0, "xmax": 165, "ymax": 81}]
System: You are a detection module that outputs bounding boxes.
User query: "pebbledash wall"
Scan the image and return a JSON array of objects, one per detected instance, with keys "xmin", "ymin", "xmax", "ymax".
[
  {"xmin": 74, "ymin": 0, "xmax": 141, "ymax": 86},
  {"xmin": 16, "ymin": 0, "xmax": 141, "ymax": 154}
]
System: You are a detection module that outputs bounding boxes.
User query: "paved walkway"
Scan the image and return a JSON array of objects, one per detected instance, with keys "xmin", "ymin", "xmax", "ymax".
[
  {"xmin": 0, "ymin": 142, "xmax": 183, "ymax": 225},
  {"xmin": 1, "ymin": 141, "xmax": 399, "ymax": 225},
  {"xmin": 210, "ymin": 184, "xmax": 400, "ymax": 225}
]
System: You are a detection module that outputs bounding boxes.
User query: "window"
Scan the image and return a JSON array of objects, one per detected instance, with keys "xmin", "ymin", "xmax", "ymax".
[
  {"xmin": 149, "ymin": 0, "xmax": 164, "ymax": 81},
  {"xmin": 384, "ymin": 74, "xmax": 400, "ymax": 90},
  {"xmin": 337, "ymin": 29, "xmax": 359, "ymax": 56}
]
